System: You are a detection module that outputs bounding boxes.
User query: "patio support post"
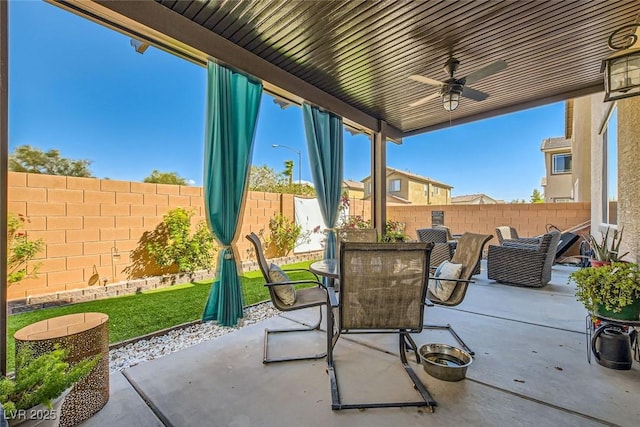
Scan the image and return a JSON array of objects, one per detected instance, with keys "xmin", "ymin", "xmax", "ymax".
[
  {"xmin": 372, "ymin": 121, "xmax": 387, "ymax": 236},
  {"xmin": 0, "ymin": 0, "xmax": 8, "ymax": 375}
]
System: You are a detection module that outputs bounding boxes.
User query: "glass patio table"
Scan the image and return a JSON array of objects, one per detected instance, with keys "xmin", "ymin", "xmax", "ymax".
[{"xmin": 309, "ymin": 259, "xmax": 338, "ymax": 288}]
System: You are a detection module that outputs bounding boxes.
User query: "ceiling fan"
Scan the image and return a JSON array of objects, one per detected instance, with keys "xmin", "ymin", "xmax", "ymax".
[{"xmin": 408, "ymin": 58, "xmax": 507, "ymax": 111}]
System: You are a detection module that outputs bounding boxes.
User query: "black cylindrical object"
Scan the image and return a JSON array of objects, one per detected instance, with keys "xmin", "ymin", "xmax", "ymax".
[{"xmin": 592, "ymin": 325, "xmax": 633, "ymax": 370}]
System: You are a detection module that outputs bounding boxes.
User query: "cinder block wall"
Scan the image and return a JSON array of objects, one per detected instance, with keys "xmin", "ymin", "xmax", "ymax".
[
  {"xmin": 387, "ymin": 203, "xmax": 591, "ymax": 243},
  {"xmin": 7, "ymin": 171, "xmax": 590, "ymax": 300},
  {"xmin": 7, "ymin": 172, "xmax": 298, "ymax": 300}
]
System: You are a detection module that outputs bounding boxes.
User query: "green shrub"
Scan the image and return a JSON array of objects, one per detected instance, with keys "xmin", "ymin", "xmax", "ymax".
[
  {"xmin": 7, "ymin": 213, "xmax": 44, "ymax": 285},
  {"xmin": 570, "ymin": 262, "xmax": 640, "ymax": 314},
  {"xmin": 146, "ymin": 207, "xmax": 216, "ymax": 272},
  {"xmin": 0, "ymin": 346, "xmax": 99, "ymax": 416},
  {"xmin": 264, "ymin": 213, "xmax": 308, "ymax": 257},
  {"xmin": 381, "ymin": 219, "xmax": 408, "ymax": 242}
]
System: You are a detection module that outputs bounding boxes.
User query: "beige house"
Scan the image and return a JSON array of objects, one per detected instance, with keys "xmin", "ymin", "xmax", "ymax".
[
  {"xmin": 568, "ymin": 93, "xmax": 624, "ymax": 230},
  {"xmin": 342, "ymin": 179, "xmax": 364, "ymax": 200},
  {"xmin": 540, "ymin": 136, "xmax": 573, "ymax": 202},
  {"xmin": 362, "ymin": 167, "xmax": 452, "ymax": 206},
  {"xmin": 451, "ymin": 194, "xmax": 502, "ymax": 205}
]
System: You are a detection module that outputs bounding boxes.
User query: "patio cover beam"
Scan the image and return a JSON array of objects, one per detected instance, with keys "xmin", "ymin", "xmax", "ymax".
[
  {"xmin": 372, "ymin": 123, "xmax": 387, "ymax": 235},
  {"xmin": 53, "ymin": 0, "xmax": 403, "ymax": 141},
  {"xmin": 0, "ymin": 0, "xmax": 8, "ymax": 375}
]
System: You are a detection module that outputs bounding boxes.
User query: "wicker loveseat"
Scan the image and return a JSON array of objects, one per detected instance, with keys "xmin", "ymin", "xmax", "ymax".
[{"xmin": 487, "ymin": 231, "xmax": 561, "ymax": 288}]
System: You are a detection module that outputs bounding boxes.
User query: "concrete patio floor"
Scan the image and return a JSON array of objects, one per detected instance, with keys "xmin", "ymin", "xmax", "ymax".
[{"xmin": 79, "ymin": 263, "xmax": 640, "ymax": 427}]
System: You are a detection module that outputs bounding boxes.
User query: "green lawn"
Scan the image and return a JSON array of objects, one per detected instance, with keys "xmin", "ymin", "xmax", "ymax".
[{"xmin": 6, "ymin": 260, "xmax": 317, "ymax": 371}]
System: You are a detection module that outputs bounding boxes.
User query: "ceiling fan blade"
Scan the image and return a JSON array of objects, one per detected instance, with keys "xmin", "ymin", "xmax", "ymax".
[
  {"xmin": 461, "ymin": 86, "xmax": 489, "ymax": 101},
  {"xmin": 463, "ymin": 60, "xmax": 507, "ymax": 86},
  {"xmin": 409, "ymin": 75, "xmax": 445, "ymax": 87},
  {"xmin": 408, "ymin": 92, "xmax": 441, "ymax": 107}
]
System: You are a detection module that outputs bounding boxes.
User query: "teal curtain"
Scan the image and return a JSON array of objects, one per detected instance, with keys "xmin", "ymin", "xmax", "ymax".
[
  {"xmin": 302, "ymin": 104, "xmax": 343, "ymax": 261},
  {"xmin": 202, "ymin": 62, "xmax": 262, "ymax": 325}
]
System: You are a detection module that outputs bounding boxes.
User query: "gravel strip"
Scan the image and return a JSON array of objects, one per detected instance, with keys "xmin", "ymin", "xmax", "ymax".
[{"xmin": 109, "ymin": 302, "xmax": 279, "ymax": 372}]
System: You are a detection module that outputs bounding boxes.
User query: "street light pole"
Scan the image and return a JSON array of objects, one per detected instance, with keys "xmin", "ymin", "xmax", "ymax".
[{"xmin": 272, "ymin": 144, "xmax": 301, "ymax": 185}]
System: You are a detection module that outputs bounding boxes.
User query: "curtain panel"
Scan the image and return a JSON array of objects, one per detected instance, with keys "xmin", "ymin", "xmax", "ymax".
[
  {"xmin": 202, "ymin": 62, "xmax": 262, "ymax": 326},
  {"xmin": 302, "ymin": 104, "xmax": 344, "ymax": 262}
]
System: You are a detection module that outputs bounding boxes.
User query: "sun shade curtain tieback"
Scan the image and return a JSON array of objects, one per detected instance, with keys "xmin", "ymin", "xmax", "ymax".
[
  {"xmin": 302, "ymin": 103, "xmax": 344, "ymax": 274},
  {"xmin": 202, "ymin": 61, "xmax": 263, "ymax": 326}
]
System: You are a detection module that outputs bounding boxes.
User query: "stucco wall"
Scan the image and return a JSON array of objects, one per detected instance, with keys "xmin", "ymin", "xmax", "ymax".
[
  {"xmin": 617, "ymin": 96, "xmax": 640, "ymax": 263},
  {"xmin": 543, "ymin": 148, "xmax": 573, "ymax": 202},
  {"xmin": 407, "ymin": 180, "xmax": 427, "ymax": 204},
  {"xmin": 571, "ymin": 98, "xmax": 592, "ymax": 203}
]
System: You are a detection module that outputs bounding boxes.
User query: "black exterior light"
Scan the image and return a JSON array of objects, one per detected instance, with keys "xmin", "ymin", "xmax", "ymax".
[{"xmin": 602, "ymin": 23, "xmax": 640, "ymax": 102}]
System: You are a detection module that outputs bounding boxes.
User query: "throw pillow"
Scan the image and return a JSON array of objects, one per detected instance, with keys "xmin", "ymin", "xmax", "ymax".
[
  {"xmin": 268, "ymin": 264, "xmax": 296, "ymax": 306},
  {"xmin": 428, "ymin": 261, "xmax": 463, "ymax": 302}
]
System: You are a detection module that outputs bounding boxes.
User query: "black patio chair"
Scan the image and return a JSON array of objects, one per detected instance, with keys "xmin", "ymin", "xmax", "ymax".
[{"xmin": 246, "ymin": 232, "xmax": 328, "ymax": 364}]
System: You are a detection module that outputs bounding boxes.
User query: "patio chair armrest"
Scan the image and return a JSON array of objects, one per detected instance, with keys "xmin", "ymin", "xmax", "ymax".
[
  {"xmin": 264, "ymin": 279, "xmax": 324, "ymax": 287},
  {"xmin": 282, "ymin": 268, "xmax": 320, "ymax": 281},
  {"xmin": 327, "ymin": 286, "xmax": 339, "ymax": 307},
  {"xmin": 427, "ymin": 277, "xmax": 474, "ymax": 284}
]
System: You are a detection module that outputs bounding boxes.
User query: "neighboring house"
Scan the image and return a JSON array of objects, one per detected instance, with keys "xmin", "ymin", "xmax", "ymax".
[
  {"xmin": 540, "ymin": 136, "xmax": 573, "ymax": 202},
  {"xmin": 451, "ymin": 194, "xmax": 502, "ymax": 205},
  {"xmin": 342, "ymin": 179, "xmax": 365, "ymax": 200},
  {"xmin": 569, "ymin": 93, "xmax": 622, "ymax": 229},
  {"xmin": 361, "ymin": 167, "xmax": 452, "ymax": 205}
]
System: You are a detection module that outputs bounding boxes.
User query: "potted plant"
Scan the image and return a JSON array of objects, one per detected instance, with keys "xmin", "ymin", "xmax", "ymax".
[
  {"xmin": 584, "ymin": 227, "xmax": 628, "ymax": 267},
  {"xmin": 569, "ymin": 261, "xmax": 640, "ymax": 321},
  {"xmin": 381, "ymin": 219, "xmax": 409, "ymax": 243},
  {"xmin": 0, "ymin": 346, "xmax": 99, "ymax": 427}
]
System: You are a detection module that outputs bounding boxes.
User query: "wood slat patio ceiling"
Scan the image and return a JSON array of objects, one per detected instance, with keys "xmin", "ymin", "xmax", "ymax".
[
  {"xmin": 153, "ymin": 0, "xmax": 639, "ymax": 136},
  {"xmin": 64, "ymin": 0, "xmax": 640, "ymax": 137}
]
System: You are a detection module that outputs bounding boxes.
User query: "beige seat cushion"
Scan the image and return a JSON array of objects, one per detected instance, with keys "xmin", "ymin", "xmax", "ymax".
[
  {"xmin": 428, "ymin": 261, "xmax": 463, "ymax": 301},
  {"xmin": 268, "ymin": 264, "xmax": 296, "ymax": 305}
]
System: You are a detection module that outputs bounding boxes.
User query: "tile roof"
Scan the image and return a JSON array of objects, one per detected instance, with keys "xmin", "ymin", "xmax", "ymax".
[{"xmin": 541, "ymin": 137, "xmax": 571, "ymax": 151}]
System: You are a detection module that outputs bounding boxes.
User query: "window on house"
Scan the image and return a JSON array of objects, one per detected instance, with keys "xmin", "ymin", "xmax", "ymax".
[
  {"xmin": 365, "ymin": 182, "xmax": 371, "ymax": 195},
  {"xmin": 434, "ymin": 187, "xmax": 440, "ymax": 195},
  {"xmin": 552, "ymin": 154, "xmax": 572, "ymax": 174},
  {"xmin": 604, "ymin": 108, "xmax": 618, "ymax": 225},
  {"xmin": 424, "ymin": 184, "xmax": 428, "ymax": 196},
  {"xmin": 389, "ymin": 179, "xmax": 400, "ymax": 192}
]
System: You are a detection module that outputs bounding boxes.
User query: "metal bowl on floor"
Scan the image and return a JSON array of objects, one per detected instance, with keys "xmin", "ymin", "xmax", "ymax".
[{"xmin": 418, "ymin": 343, "xmax": 473, "ymax": 382}]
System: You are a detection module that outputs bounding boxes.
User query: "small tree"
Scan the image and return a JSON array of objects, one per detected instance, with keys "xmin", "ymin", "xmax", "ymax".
[
  {"xmin": 249, "ymin": 164, "xmax": 315, "ymax": 196},
  {"xmin": 9, "ymin": 145, "xmax": 93, "ymax": 177},
  {"xmin": 143, "ymin": 170, "xmax": 189, "ymax": 185},
  {"xmin": 7, "ymin": 213, "xmax": 44, "ymax": 285},
  {"xmin": 249, "ymin": 165, "xmax": 284, "ymax": 191},
  {"xmin": 530, "ymin": 189, "xmax": 544, "ymax": 203},
  {"xmin": 283, "ymin": 160, "xmax": 294, "ymax": 185},
  {"xmin": 146, "ymin": 208, "xmax": 216, "ymax": 272}
]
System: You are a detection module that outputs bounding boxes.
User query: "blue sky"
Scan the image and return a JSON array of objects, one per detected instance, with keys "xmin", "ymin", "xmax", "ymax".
[{"xmin": 8, "ymin": 1, "xmax": 565, "ymax": 202}]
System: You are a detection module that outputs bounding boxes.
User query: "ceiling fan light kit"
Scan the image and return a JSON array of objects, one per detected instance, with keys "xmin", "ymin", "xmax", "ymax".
[
  {"xmin": 442, "ymin": 88, "xmax": 461, "ymax": 111},
  {"xmin": 409, "ymin": 57, "xmax": 507, "ymax": 111}
]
